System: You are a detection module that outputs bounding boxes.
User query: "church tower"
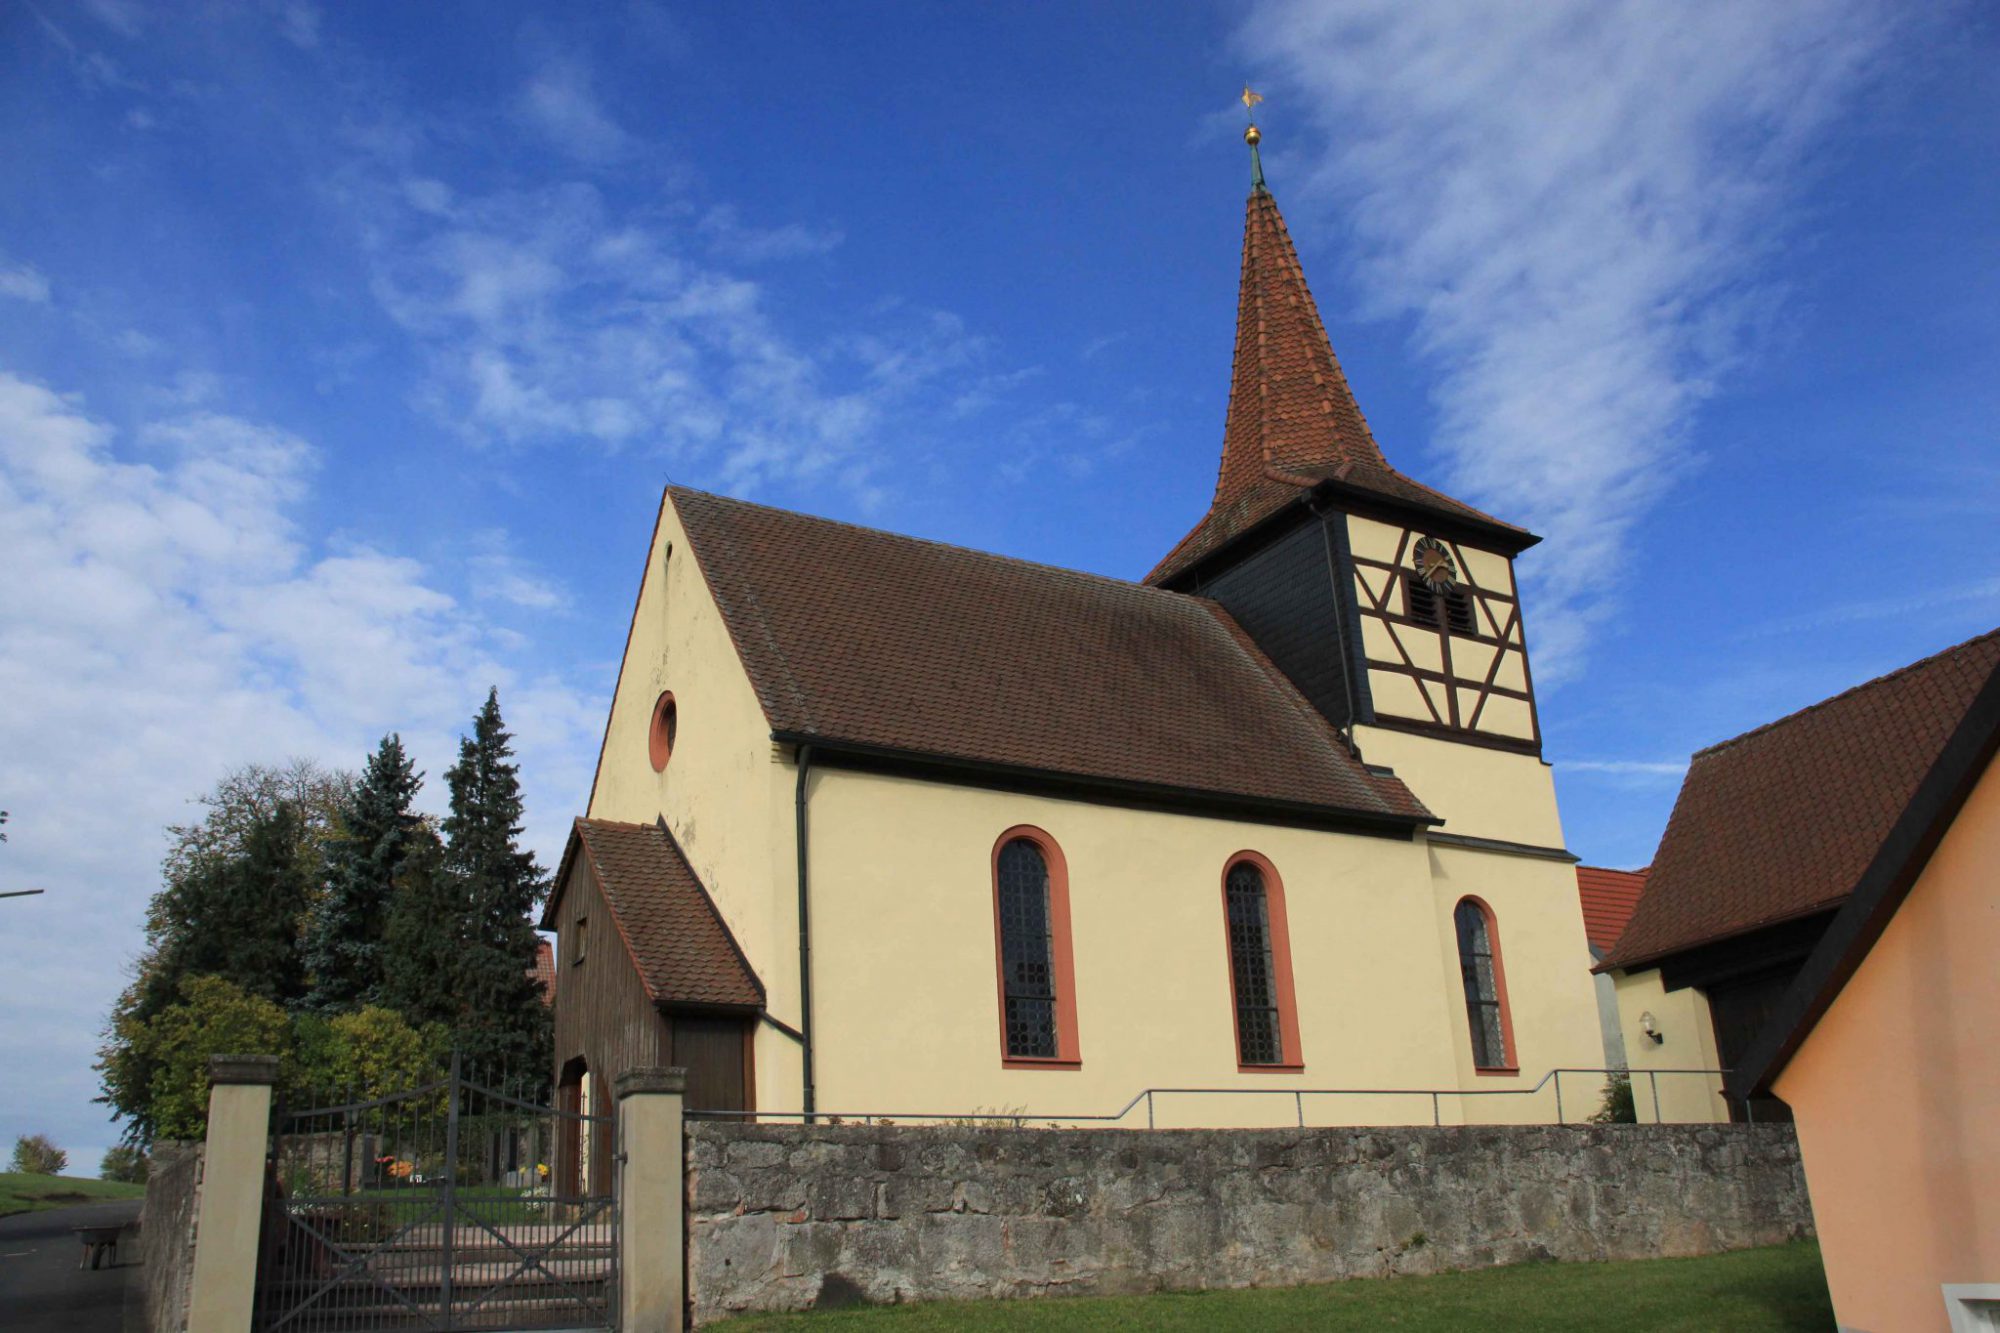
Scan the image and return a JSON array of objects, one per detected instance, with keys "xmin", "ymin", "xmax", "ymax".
[{"xmin": 1151, "ymin": 114, "xmax": 1548, "ymax": 835}]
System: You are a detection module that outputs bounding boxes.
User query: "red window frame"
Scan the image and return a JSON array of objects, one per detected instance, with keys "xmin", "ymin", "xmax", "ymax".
[
  {"xmin": 1455, "ymin": 895, "xmax": 1519, "ymax": 1075},
  {"xmin": 989, "ymin": 825, "xmax": 1082, "ymax": 1070},
  {"xmin": 1219, "ymin": 852, "xmax": 1304, "ymax": 1072}
]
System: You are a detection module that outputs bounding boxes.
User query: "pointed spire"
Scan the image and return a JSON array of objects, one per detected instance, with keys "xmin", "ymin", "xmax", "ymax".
[
  {"xmin": 1212, "ymin": 170, "xmax": 1389, "ymax": 507},
  {"xmin": 1145, "ymin": 141, "xmax": 1530, "ymax": 587}
]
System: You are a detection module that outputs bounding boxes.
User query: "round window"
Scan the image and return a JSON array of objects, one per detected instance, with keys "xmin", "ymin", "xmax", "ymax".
[{"xmin": 647, "ymin": 692, "xmax": 678, "ymax": 772}]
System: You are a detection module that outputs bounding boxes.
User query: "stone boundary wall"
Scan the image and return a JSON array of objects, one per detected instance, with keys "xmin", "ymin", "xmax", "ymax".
[
  {"xmin": 140, "ymin": 1141, "xmax": 202, "ymax": 1333},
  {"xmin": 686, "ymin": 1122, "xmax": 1812, "ymax": 1324}
]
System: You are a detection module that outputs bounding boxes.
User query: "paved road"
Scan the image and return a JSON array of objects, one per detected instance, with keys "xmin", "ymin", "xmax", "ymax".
[{"xmin": 0, "ymin": 1200, "xmax": 142, "ymax": 1333}]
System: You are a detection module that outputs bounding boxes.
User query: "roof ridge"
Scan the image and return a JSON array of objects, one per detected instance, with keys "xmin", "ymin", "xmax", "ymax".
[
  {"xmin": 1692, "ymin": 626, "xmax": 2000, "ymax": 760},
  {"xmin": 671, "ymin": 484, "xmax": 1211, "ymax": 605}
]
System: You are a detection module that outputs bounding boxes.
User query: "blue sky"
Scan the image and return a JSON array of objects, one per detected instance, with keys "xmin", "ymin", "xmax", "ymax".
[{"xmin": 2, "ymin": 1, "xmax": 1995, "ymax": 1166}]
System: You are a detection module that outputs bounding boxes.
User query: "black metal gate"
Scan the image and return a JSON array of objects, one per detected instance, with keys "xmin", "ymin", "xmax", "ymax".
[{"xmin": 255, "ymin": 1055, "xmax": 616, "ymax": 1332}]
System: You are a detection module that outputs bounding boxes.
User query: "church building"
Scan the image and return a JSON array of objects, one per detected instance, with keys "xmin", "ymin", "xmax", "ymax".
[{"xmin": 544, "ymin": 119, "xmax": 1605, "ymax": 1167}]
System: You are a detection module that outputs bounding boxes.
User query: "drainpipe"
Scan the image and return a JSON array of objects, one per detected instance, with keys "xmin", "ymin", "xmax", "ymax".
[{"xmin": 794, "ymin": 743, "xmax": 817, "ymax": 1121}]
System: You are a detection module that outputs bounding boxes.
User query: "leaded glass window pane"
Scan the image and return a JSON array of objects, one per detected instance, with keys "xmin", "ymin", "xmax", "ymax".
[
  {"xmin": 997, "ymin": 839, "xmax": 1057, "ymax": 1059},
  {"xmin": 1455, "ymin": 900, "xmax": 1508, "ymax": 1068},
  {"xmin": 1226, "ymin": 862, "xmax": 1283, "ymax": 1065}
]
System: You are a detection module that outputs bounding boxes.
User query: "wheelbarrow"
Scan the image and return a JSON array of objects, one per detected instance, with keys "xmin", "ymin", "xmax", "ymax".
[{"xmin": 75, "ymin": 1223, "xmax": 124, "ymax": 1270}]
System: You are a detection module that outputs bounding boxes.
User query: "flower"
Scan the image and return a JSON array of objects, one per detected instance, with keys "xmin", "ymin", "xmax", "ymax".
[{"xmin": 535, "ymin": 1162, "xmax": 549, "ymax": 1178}]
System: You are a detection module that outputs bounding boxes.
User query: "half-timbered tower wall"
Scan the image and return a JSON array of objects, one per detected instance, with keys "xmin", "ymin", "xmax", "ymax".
[{"xmin": 1345, "ymin": 514, "xmax": 1538, "ymax": 748}]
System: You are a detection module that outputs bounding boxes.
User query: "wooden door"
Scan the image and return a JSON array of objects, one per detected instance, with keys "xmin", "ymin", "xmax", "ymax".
[{"xmin": 670, "ymin": 1014, "xmax": 753, "ymax": 1113}]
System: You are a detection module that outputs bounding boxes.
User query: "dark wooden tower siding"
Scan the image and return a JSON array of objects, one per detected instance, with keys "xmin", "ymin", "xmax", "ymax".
[
  {"xmin": 1193, "ymin": 514, "xmax": 1371, "ymax": 732},
  {"xmin": 544, "ymin": 817, "xmax": 764, "ymax": 1193}
]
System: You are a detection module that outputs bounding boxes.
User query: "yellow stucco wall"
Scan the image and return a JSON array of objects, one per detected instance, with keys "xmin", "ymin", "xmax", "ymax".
[
  {"xmin": 1422, "ymin": 842, "xmax": 1608, "ymax": 1123},
  {"xmin": 1774, "ymin": 755, "xmax": 2000, "ymax": 1333},
  {"xmin": 1609, "ymin": 967, "xmax": 1730, "ymax": 1124},
  {"xmin": 1352, "ymin": 725, "xmax": 1563, "ymax": 847},
  {"xmin": 802, "ymin": 766, "xmax": 1606, "ymax": 1127},
  {"xmin": 585, "ymin": 492, "xmax": 804, "ymax": 1109}
]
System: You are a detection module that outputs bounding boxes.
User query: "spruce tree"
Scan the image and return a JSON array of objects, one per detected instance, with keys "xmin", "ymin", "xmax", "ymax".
[
  {"xmin": 380, "ymin": 822, "xmax": 461, "ymax": 1029},
  {"xmin": 440, "ymin": 689, "xmax": 551, "ymax": 1074},
  {"xmin": 302, "ymin": 735, "xmax": 424, "ymax": 1012}
]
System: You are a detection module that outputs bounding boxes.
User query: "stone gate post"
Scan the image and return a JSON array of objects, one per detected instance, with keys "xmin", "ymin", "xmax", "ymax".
[
  {"xmin": 185, "ymin": 1054, "xmax": 278, "ymax": 1333},
  {"xmin": 616, "ymin": 1067, "xmax": 688, "ymax": 1332}
]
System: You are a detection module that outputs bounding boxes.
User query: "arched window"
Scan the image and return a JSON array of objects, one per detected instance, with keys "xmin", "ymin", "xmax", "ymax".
[
  {"xmin": 1220, "ymin": 853, "xmax": 1303, "ymax": 1070},
  {"xmin": 990, "ymin": 828, "xmax": 1079, "ymax": 1067},
  {"xmin": 1454, "ymin": 898, "xmax": 1515, "ymax": 1071}
]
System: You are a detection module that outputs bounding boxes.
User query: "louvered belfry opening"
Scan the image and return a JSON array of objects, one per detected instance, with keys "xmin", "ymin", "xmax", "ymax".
[
  {"xmin": 1406, "ymin": 573, "xmax": 1438, "ymax": 624},
  {"xmin": 1445, "ymin": 587, "xmax": 1476, "ymax": 635},
  {"xmin": 997, "ymin": 838, "xmax": 1058, "ymax": 1059},
  {"xmin": 1226, "ymin": 862, "xmax": 1284, "ymax": 1065}
]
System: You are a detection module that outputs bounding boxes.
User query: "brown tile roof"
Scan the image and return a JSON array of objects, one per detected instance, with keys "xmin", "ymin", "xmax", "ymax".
[
  {"xmin": 1600, "ymin": 628, "xmax": 2000, "ymax": 971},
  {"xmin": 671, "ymin": 487, "xmax": 1432, "ymax": 828},
  {"xmin": 530, "ymin": 938, "xmax": 555, "ymax": 1004},
  {"xmin": 1575, "ymin": 865, "xmax": 1648, "ymax": 955},
  {"xmin": 1147, "ymin": 187, "xmax": 1531, "ymax": 588},
  {"xmin": 556, "ymin": 818, "xmax": 764, "ymax": 1009}
]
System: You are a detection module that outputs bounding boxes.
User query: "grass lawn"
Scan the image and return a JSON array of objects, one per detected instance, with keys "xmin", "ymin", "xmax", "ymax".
[
  {"xmin": 0, "ymin": 1172, "xmax": 147, "ymax": 1218},
  {"xmin": 722, "ymin": 1241, "xmax": 1833, "ymax": 1332}
]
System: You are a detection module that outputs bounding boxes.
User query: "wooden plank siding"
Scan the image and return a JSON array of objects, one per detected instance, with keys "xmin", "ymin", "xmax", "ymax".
[{"xmin": 552, "ymin": 853, "xmax": 669, "ymax": 1196}]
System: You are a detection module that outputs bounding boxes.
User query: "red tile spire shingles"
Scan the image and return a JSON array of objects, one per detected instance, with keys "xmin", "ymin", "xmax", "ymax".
[
  {"xmin": 1600, "ymin": 628, "xmax": 2000, "ymax": 971},
  {"xmin": 1147, "ymin": 184, "xmax": 1528, "ymax": 588}
]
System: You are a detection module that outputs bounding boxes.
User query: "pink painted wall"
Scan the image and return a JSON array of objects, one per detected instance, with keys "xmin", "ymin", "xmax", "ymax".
[{"xmin": 1775, "ymin": 755, "xmax": 2000, "ymax": 1332}]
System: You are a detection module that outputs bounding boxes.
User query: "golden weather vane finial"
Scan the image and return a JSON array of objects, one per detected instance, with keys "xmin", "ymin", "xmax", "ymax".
[{"xmin": 1240, "ymin": 86, "xmax": 1267, "ymax": 189}]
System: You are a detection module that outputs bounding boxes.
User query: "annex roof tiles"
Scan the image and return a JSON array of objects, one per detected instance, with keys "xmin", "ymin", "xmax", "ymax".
[{"xmin": 1601, "ymin": 628, "xmax": 2000, "ymax": 971}]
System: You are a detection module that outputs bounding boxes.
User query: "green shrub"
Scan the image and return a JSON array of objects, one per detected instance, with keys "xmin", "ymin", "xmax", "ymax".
[{"xmin": 1590, "ymin": 1073, "xmax": 1637, "ymax": 1124}]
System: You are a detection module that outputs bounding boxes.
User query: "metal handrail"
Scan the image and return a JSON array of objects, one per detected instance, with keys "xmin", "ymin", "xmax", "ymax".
[{"xmin": 683, "ymin": 1067, "xmax": 1734, "ymax": 1129}]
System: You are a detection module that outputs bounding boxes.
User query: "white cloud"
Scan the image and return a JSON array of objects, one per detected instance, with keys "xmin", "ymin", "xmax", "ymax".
[
  {"xmin": 699, "ymin": 206, "xmax": 845, "ymax": 263},
  {"xmin": 516, "ymin": 55, "xmax": 631, "ymax": 164},
  {"xmin": 1239, "ymin": 0, "xmax": 1910, "ymax": 681},
  {"xmin": 1558, "ymin": 759, "xmax": 1688, "ymax": 777},
  {"xmin": 0, "ymin": 370, "xmax": 597, "ymax": 1156},
  {"xmin": 0, "ymin": 264, "xmax": 51, "ymax": 304},
  {"xmin": 347, "ymin": 174, "xmax": 996, "ymax": 501}
]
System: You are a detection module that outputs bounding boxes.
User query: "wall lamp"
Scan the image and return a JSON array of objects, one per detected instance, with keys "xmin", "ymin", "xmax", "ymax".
[{"xmin": 1638, "ymin": 1011, "xmax": 1666, "ymax": 1045}]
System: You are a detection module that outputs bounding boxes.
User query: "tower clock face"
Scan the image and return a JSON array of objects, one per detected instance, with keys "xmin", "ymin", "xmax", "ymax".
[{"xmin": 1412, "ymin": 537, "xmax": 1458, "ymax": 590}]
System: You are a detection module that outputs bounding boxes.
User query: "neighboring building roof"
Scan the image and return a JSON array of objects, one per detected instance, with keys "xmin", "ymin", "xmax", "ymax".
[
  {"xmin": 546, "ymin": 818, "xmax": 764, "ymax": 1010},
  {"xmin": 1575, "ymin": 865, "xmax": 1649, "ymax": 956},
  {"xmin": 530, "ymin": 938, "xmax": 554, "ymax": 1004},
  {"xmin": 1146, "ymin": 185, "xmax": 1532, "ymax": 589},
  {"xmin": 1732, "ymin": 652, "xmax": 2000, "ymax": 1098},
  {"xmin": 670, "ymin": 486, "xmax": 1434, "ymax": 831},
  {"xmin": 1602, "ymin": 629, "xmax": 2000, "ymax": 972}
]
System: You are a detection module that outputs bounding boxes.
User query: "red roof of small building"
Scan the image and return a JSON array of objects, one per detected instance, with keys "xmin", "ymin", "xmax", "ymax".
[
  {"xmin": 530, "ymin": 938, "xmax": 554, "ymax": 1003},
  {"xmin": 546, "ymin": 818, "xmax": 764, "ymax": 1010},
  {"xmin": 671, "ymin": 486, "xmax": 1433, "ymax": 829},
  {"xmin": 1146, "ymin": 185, "xmax": 1531, "ymax": 589},
  {"xmin": 1575, "ymin": 865, "xmax": 1649, "ymax": 955},
  {"xmin": 1601, "ymin": 628, "xmax": 2000, "ymax": 971}
]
